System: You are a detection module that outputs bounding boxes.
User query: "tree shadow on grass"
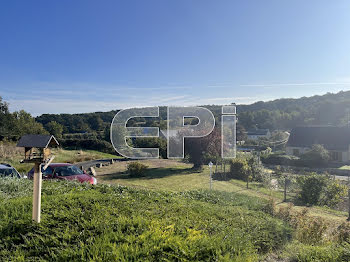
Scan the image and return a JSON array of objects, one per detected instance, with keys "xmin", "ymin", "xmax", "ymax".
[{"xmin": 100, "ymin": 167, "xmax": 195, "ymax": 181}]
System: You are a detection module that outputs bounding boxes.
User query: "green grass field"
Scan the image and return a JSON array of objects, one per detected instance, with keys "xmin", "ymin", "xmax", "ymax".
[
  {"xmin": 1, "ymin": 155, "xmax": 350, "ymax": 261},
  {"xmin": 96, "ymin": 159, "xmax": 349, "ymax": 222}
]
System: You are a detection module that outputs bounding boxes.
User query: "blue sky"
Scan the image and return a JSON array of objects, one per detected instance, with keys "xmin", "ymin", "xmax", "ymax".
[{"xmin": 1, "ymin": 0, "xmax": 350, "ymax": 115}]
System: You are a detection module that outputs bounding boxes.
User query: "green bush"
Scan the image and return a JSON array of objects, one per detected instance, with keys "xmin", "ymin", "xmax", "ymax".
[
  {"xmin": 320, "ymin": 180, "xmax": 348, "ymax": 208},
  {"xmin": 300, "ymin": 144, "xmax": 330, "ymax": 167},
  {"xmin": 296, "ymin": 174, "xmax": 327, "ymax": 206},
  {"xmin": 229, "ymin": 158, "xmax": 251, "ymax": 181},
  {"xmin": 127, "ymin": 162, "xmax": 148, "ymax": 177},
  {"xmin": 296, "ymin": 173, "xmax": 347, "ymax": 207},
  {"xmin": 228, "ymin": 157, "xmax": 267, "ymax": 183},
  {"xmin": 261, "ymin": 153, "xmax": 298, "ymax": 166}
]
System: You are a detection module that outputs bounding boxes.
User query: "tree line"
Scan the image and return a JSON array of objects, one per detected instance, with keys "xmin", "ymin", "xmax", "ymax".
[
  {"xmin": 34, "ymin": 90, "xmax": 350, "ymax": 138},
  {"xmin": 2, "ymin": 90, "xmax": 350, "ymax": 159}
]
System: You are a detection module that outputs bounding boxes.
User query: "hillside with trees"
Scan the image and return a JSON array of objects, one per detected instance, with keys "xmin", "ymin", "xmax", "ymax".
[
  {"xmin": 2, "ymin": 90, "xmax": 350, "ymax": 154},
  {"xmin": 34, "ymin": 90, "xmax": 350, "ymax": 136}
]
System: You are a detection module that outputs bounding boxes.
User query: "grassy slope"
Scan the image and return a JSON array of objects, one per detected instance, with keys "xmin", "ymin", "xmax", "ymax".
[
  {"xmin": 0, "ymin": 179, "xmax": 290, "ymax": 261},
  {"xmin": 96, "ymin": 160, "xmax": 348, "ymax": 222},
  {"xmin": 1, "ymin": 157, "xmax": 350, "ymax": 261}
]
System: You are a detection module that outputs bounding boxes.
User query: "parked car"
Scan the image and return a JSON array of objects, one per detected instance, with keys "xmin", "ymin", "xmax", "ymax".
[
  {"xmin": 27, "ymin": 163, "xmax": 97, "ymax": 185},
  {"xmin": 0, "ymin": 163, "xmax": 21, "ymax": 178}
]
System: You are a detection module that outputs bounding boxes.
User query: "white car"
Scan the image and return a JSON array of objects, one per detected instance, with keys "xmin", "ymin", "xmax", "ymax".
[{"xmin": 0, "ymin": 163, "xmax": 21, "ymax": 178}]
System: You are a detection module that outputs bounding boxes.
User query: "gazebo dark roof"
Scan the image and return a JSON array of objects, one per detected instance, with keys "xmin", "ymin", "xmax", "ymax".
[
  {"xmin": 17, "ymin": 135, "xmax": 59, "ymax": 148},
  {"xmin": 287, "ymin": 126, "xmax": 350, "ymax": 151}
]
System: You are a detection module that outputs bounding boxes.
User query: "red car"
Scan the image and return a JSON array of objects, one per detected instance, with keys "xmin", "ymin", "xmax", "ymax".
[{"xmin": 28, "ymin": 163, "xmax": 97, "ymax": 185}]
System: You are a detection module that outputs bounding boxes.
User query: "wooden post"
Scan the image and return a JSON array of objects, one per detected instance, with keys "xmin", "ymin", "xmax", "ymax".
[
  {"xmin": 89, "ymin": 167, "xmax": 97, "ymax": 177},
  {"xmin": 223, "ymin": 161, "xmax": 226, "ymax": 180},
  {"xmin": 208, "ymin": 162, "xmax": 213, "ymax": 190},
  {"xmin": 32, "ymin": 162, "xmax": 42, "ymax": 223},
  {"xmin": 283, "ymin": 177, "xmax": 287, "ymax": 202},
  {"xmin": 210, "ymin": 168, "xmax": 212, "ymax": 190}
]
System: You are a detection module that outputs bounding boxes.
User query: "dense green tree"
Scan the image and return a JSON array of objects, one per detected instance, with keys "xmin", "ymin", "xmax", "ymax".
[
  {"xmin": 12, "ymin": 110, "xmax": 47, "ymax": 136},
  {"xmin": 46, "ymin": 121, "xmax": 64, "ymax": 138},
  {"xmin": 0, "ymin": 97, "xmax": 14, "ymax": 137},
  {"xmin": 87, "ymin": 115, "xmax": 104, "ymax": 131}
]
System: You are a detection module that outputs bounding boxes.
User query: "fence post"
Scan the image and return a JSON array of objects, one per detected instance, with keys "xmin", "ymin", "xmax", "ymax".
[
  {"xmin": 208, "ymin": 162, "xmax": 213, "ymax": 190},
  {"xmin": 223, "ymin": 161, "xmax": 226, "ymax": 180},
  {"xmin": 283, "ymin": 177, "xmax": 287, "ymax": 202},
  {"xmin": 348, "ymin": 189, "xmax": 350, "ymax": 221},
  {"xmin": 32, "ymin": 163, "xmax": 42, "ymax": 223}
]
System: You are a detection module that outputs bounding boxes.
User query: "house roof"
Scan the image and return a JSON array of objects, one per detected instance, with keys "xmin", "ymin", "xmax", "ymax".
[
  {"xmin": 287, "ymin": 126, "xmax": 350, "ymax": 151},
  {"xmin": 247, "ymin": 129, "xmax": 270, "ymax": 136},
  {"xmin": 17, "ymin": 135, "xmax": 59, "ymax": 148}
]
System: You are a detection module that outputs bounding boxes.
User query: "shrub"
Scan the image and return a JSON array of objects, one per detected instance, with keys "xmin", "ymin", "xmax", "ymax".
[
  {"xmin": 292, "ymin": 243, "xmax": 350, "ymax": 262},
  {"xmin": 296, "ymin": 173, "xmax": 328, "ymax": 206},
  {"xmin": 320, "ymin": 180, "xmax": 347, "ymax": 207},
  {"xmin": 277, "ymin": 206, "xmax": 329, "ymax": 245},
  {"xmin": 262, "ymin": 198, "xmax": 276, "ymax": 216},
  {"xmin": 294, "ymin": 215, "xmax": 329, "ymax": 245},
  {"xmin": 300, "ymin": 144, "xmax": 330, "ymax": 167},
  {"xmin": 127, "ymin": 162, "xmax": 148, "ymax": 177},
  {"xmin": 228, "ymin": 158, "xmax": 251, "ymax": 181},
  {"xmin": 296, "ymin": 173, "xmax": 347, "ymax": 207},
  {"xmin": 248, "ymin": 156, "xmax": 268, "ymax": 182},
  {"xmin": 334, "ymin": 222, "xmax": 350, "ymax": 244},
  {"xmin": 261, "ymin": 153, "xmax": 297, "ymax": 166}
]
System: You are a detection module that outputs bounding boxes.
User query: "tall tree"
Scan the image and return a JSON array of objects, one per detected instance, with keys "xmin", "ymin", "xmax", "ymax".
[{"xmin": 46, "ymin": 121, "xmax": 64, "ymax": 138}]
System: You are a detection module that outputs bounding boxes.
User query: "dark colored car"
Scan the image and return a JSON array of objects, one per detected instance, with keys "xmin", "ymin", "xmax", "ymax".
[
  {"xmin": 28, "ymin": 163, "xmax": 97, "ymax": 185},
  {"xmin": 0, "ymin": 163, "xmax": 21, "ymax": 178}
]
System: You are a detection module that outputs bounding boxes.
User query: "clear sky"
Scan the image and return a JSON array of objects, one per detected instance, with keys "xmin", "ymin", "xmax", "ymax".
[{"xmin": 1, "ymin": 0, "xmax": 350, "ymax": 115}]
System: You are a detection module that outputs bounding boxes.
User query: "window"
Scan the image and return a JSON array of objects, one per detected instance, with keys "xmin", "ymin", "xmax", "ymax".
[{"xmin": 54, "ymin": 166, "xmax": 84, "ymax": 177}]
